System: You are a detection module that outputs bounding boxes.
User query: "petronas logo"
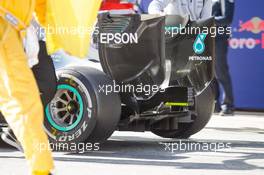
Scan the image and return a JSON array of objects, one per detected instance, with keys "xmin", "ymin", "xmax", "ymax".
[{"xmin": 193, "ymin": 33, "xmax": 207, "ymax": 54}]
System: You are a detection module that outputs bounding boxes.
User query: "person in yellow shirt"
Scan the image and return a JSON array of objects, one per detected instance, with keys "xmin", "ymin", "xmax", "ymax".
[
  {"xmin": 0, "ymin": 0, "xmax": 102, "ymax": 174},
  {"xmin": 0, "ymin": 0, "xmax": 53, "ymax": 175}
]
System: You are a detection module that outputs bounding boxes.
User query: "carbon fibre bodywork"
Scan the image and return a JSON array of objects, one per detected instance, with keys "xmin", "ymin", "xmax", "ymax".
[
  {"xmin": 98, "ymin": 14, "xmax": 215, "ymax": 96},
  {"xmin": 98, "ymin": 14, "xmax": 166, "ymax": 88},
  {"xmin": 166, "ymin": 16, "xmax": 215, "ymax": 94}
]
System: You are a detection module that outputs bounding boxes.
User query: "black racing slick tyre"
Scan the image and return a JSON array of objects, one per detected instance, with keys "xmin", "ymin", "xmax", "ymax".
[
  {"xmin": 44, "ymin": 66, "xmax": 121, "ymax": 146},
  {"xmin": 151, "ymin": 84, "xmax": 215, "ymax": 139}
]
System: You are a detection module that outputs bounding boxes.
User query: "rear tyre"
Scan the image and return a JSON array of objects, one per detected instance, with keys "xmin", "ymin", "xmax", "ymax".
[
  {"xmin": 44, "ymin": 67, "xmax": 121, "ymax": 146},
  {"xmin": 151, "ymin": 84, "xmax": 215, "ymax": 139}
]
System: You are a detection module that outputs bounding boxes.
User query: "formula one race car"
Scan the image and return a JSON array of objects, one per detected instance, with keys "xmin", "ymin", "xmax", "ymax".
[{"xmin": 0, "ymin": 14, "xmax": 215, "ymax": 146}]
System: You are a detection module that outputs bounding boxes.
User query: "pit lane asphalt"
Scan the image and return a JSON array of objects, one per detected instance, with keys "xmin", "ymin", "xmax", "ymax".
[{"xmin": 0, "ymin": 112, "xmax": 263, "ymax": 175}]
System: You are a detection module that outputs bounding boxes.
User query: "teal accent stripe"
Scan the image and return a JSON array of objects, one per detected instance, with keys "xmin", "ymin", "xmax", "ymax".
[{"xmin": 45, "ymin": 84, "xmax": 84, "ymax": 132}]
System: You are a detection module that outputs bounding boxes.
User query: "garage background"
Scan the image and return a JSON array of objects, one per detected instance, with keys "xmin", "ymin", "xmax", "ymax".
[{"xmin": 228, "ymin": 0, "xmax": 264, "ymax": 110}]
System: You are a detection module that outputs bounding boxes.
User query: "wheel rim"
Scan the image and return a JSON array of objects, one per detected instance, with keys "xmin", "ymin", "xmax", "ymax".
[{"xmin": 45, "ymin": 84, "xmax": 84, "ymax": 132}]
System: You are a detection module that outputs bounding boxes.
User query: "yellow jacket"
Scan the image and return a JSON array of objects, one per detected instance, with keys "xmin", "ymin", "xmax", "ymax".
[
  {"xmin": 44, "ymin": 0, "xmax": 102, "ymax": 58},
  {"xmin": 0, "ymin": 0, "xmax": 102, "ymax": 58},
  {"xmin": 0, "ymin": 0, "xmax": 46, "ymax": 30}
]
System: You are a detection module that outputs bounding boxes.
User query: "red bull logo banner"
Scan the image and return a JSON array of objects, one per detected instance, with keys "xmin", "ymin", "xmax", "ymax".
[
  {"xmin": 228, "ymin": 0, "xmax": 264, "ymax": 110},
  {"xmin": 230, "ymin": 17, "xmax": 264, "ymax": 50}
]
